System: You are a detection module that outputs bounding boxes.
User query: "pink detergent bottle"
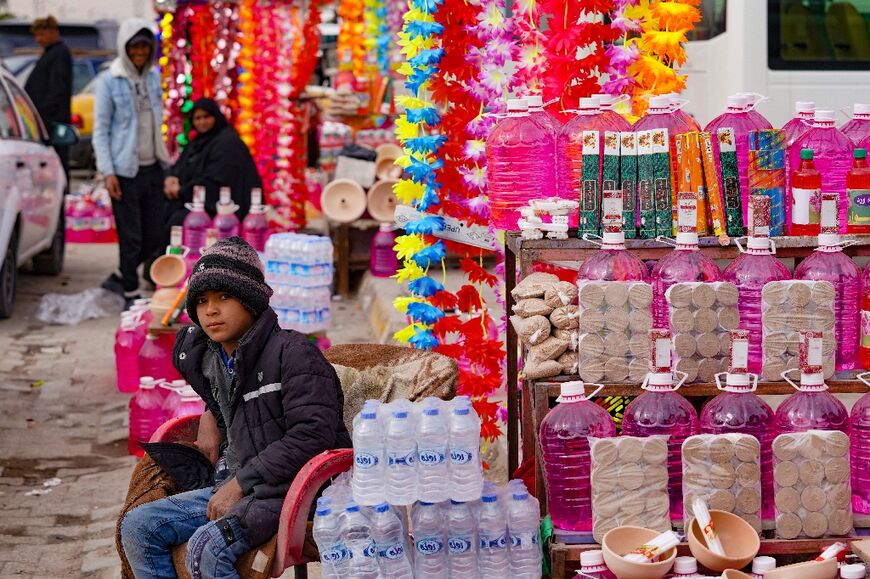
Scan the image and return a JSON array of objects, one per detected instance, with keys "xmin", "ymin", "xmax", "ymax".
[
  {"xmin": 558, "ymin": 97, "xmax": 608, "ymax": 216},
  {"xmin": 851, "ymin": 372, "xmax": 870, "ymax": 514},
  {"xmin": 573, "ymin": 550, "xmax": 617, "ymax": 579},
  {"xmin": 702, "ymin": 330, "xmax": 776, "ymax": 522},
  {"xmin": 621, "ymin": 329, "xmax": 699, "ymax": 522},
  {"xmin": 782, "ymin": 101, "xmax": 816, "ymax": 147},
  {"xmin": 790, "ymin": 110, "xmax": 854, "ymax": 232},
  {"xmin": 137, "ymin": 333, "xmax": 182, "ymax": 383},
  {"xmin": 841, "ymin": 104, "xmax": 870, "ymax": 145},
  {"xmin": 650, "ymin": 193, "xmax": 722, "ymax": 328},
  {"xmin": 539, "ymin": 380, "xmax": 617, "ymax": 532},
  {"xmin": 577, "ymin": 190, "xmax": 648, "ymax": 281},
  {"xmin": 737, "ymin": 92, "xmax": 774, "ymax": 132},
  {"xmin": 241, "ymin": 187, "xmax": 269, "ymax": 252},
  {"xmin": 774, "ymin": 331, "xmax": 850, "ymax": 435},
  {"xmin": 213, "ymin": 187, "xmax": 241, "ymax": 240},
  {"xmin": 487, "ymin": 98, "xmax": 557, "ymax": 229},
  {"xmin": 370, "ymin": 223, "xmax": 398, "ymax": 277},
  {"xmin": 128, "ymin": 376, "xmax": 167, "ymax": 457},
  {"xmin": 663, "ymin": 92, "xmax": 701, "ymax": 132},
  {"xmin": 68, "ymin": 195, "xmax": 95, "ymax": 243},
  {"xmin": 594, "ymin": 93, "xmax": 633, "ymax": 132},
  {"xmin": 794, "ymin": 193, "xmax": 862, "ymax": 370},
  {"xmin": 183, "ymin": 186, "xmax": 210, "ymax": 264},
  {"xmin": 722, "ymin": 195, "xmax": 791, "ymax": 373},
  {"xmin": 525, "ymin": 94, "xmax": 562, "ymax": 134},
  {"xmin": 115, "ymin": 311, "xmax": 146, "ymax": 393}
]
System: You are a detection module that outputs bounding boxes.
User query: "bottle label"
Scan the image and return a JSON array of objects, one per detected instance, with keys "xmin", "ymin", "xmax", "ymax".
[
  {"xmin": 92, "ymin": 217, "xmax": 112, "ymax": 232},
  {"xmin": 448, "ymin": 535, "xmax": 473, "ymax": 554},
  {"xmin": 792, "ymin": 187, "xmax": 821, "ymax": 225},
  {"xmin": 320, "ymin": 543, "xmax": 348, "ymax": 564},
  {"xmin": 510, "ymin": 532, "xmax": 540, "ymax": 549},
  {"xmin": 354, "ymin": 452, "xmax": 379, "ymax": 469},
  {"xmin": 862, "ymin": 311, "xmax": 870, "ymax": 348},
  {"xmin": 71, "ymin": 217, "xmax": 91, "ymax": 231},
  {"xmin": 388, "ymin": 451, "xmax": 416, "ymax": 466},
  {"xmin": 418, "ymin": 448, "xmax": 446, "ymax": 466},
  {"xmin": 377, "ymin": 542, "xmax": 406, "ymax": 560},
  {"xmin": 848, "ymin": 189, "xmax": 870, "ymax": 225},
  {"xmin": 415, "ymin": 536, "xmax": 444, "ymax": 556},
  {"xmin": 479, "ymin": 533, "xmax": 508, "ymax": 550},
  {"xmin": 449, "ymin": 448, "xmax": 475, "ymax": 465}
]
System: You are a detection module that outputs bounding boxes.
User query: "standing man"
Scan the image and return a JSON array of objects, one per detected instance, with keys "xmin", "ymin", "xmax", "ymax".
[
  {"xmin": 24, "ymin": 15, "xmax": 72, "ymax": 179},
  {"xmin": 93, "ymin": 19, "xmax": 169, "ymax": 307}
]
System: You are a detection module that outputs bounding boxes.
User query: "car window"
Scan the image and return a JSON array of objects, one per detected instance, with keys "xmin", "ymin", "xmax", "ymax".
[
  {"xmin": 6, "ymin": 80, "xmax": 42, "ymax": 141},
  {"xmin": 72, "ymin": 61, "xmax": 92, "ymax": 94},
  {"xmin": 0, "ymin": 81, "xmax": 20, "ymax": 138}
]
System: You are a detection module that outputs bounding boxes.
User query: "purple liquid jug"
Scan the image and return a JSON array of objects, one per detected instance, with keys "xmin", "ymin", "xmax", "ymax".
[
  {"xmin": 213, "ymin": 187, "xmax": 241, "ymax": 240},
  {"xmin": 594, "ymin": 93, "xmax": 632, "ymax": 133},
  {"xmin": 115, "ymin": 312, "xmax": 145, "ymax": 393},
  {"xmin": 851, "ymin": 372, "xmax": 870, "ymax": 514},
  {"xmin": 183, "ymin": 186, "xmax": 210, "ymax": 263},
  {"xmin": 539, "ymin": 381, "xmax": 616, "ymax": 532},
  {"xmin": 782, "ymin": 101, "xmax": 815, "ymax": 148},
  {"xmin": 841, "ymin": 104, "xmax": 870, "ymax": 145},
  {"xmin": 129, "ymin": 377, "xmax": 167, "ymax": 456},
  {"xmin": 370, "ymin": 223, "xmax": 398, "ymax": 277},
  {"xmin": 241, "ymin": 188, "xmax": 269, "ymax": 252}
]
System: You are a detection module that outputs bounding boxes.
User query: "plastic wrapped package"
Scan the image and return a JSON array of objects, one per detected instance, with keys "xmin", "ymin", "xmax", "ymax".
[
  {"xmin": 682, "ymin": 434, "xmax": 763, "ymax": 533},
  {"xmin": 589, "ymin": 435, "xmax": 671, "ymax": 543},
  {"xmin": 577, "ymin": 281, "xmax": 654, "ymax": 383},
  {"xmin": 761, "ymin": 281, "xmax": 836, "ymax": 381},
  {"xmin": 511, "ymin": 272, "xmax": 561, "ymax": 300},
  {"xmin": 665, "ymin": 282, "xmax": 740, "ymax": 383},
  {"xmin": 773, "ymin": 430, "xmax": 854, "ymax": 539},
  {"xmin": 35, "ymin": 288, "xmax": 124, "ymax": 325}
]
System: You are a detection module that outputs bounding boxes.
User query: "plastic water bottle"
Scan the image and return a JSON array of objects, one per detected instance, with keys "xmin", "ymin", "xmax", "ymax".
[
  {"xmin": 213, "ymin": 187, "xmax": 241, "ymax": 240},
  {"xmin": 847, "ymin": 149, "xmax": 870, "ymax": 234},
  {"xmin": 621, "ymin": 330, "xmax": 699, "ymax": 521},
  {"xmin": 446, "ymin": 500, "xmax": 478, "ymax": 577},
  {"xmin": 477, "ymin": 492, "xmax": 509, "ymax": 578},
  {"xmin": 412, "ymin": 501, "xmax": 448, "ymax": 578},
  {"xmin": 841, "ymin": 104, "xmax": 870, "ymax": 145},
  {"xmin": 448, "ymin": 400, "xmax": 483, "ymax": 502},
  {"xmin": 416, "ymin": 401, "xmax": 449, "ymax": 503},
  {"xmin": 507, "ymin": 490, "xmax": 542, "ymax": 579},
  {"xmin": 574, "ymin": 549, "xmax": 617, "ymax": 578},
  {"xmin": 128, "ymin": 377, "xmax": 166, "ymax": 456},
  {"xmin": 352, "ymin": 408, "xmax": 386, "ymax": 506},
  {"xmin": 851, "ymin": 373, "xmax": 870, "ymax": 514},
  {"xmin": 183, "ymin": 186, "xmax": 211, "ymax": 262},
  {"xmin": 723, "ymin": 196, "xmax": 791, "ymax": 373},
  {"xmin": 343, "ymin": 502, "xmax": 381, "ymax": 579},
  {"xmin": 370, "ymin": 223, "xmax": 398, "ymax": 278},
  {"xmin": 487, "ymin": 98, "xmax": 557, "ymax": 229},
  {"xmin": 313, "ymin": 499, "xmax": 350, "ymax": 578},
  {"xmin": 702, "ymin": 330, "xmax": 776, "ymax": 521},
  {"xmin": 750, "ymin": 555, "xmax": 776, "ymax": 578},
  {"xmin": 525, "ymin": 94, "xmax": 561, "ymax": 134},
  {"xmin": 115, "ymin": 312, "xmax": 145, "ymax": 393},
  {"xmin": 782, "ymin": 101, "xmax": 815, "ymax": 147},
  {"xmin": 539, "ymin": 381, "xmax": 616, "ymax": 531},
  {"xmin": 385, "ymin": 406, "xmax": 417, "ymax": 505},
  {"xmin": 137, "ymin": 333, "xmax": 181, "ymax": 383},
  {"xmin": 790, "ymin": 110, "xmax": 854, "ymax": 232},
  {"xmin": 794, "ymin": 193, "xmax": 862, "ymax": 370},
  {"xmin": 241, "ymin": 188, "xmax": 269, "ymax": 252},
  {"xmin": 595, "ymin": 93, "xmax": 633, "ymax": 132},
  {"xmin": 650, "ymin": 196, "xmax": 722, "ymax": 328},
  {"xmin": 371, "ymin": 503, "xmax": 412, "ymax": 578}
]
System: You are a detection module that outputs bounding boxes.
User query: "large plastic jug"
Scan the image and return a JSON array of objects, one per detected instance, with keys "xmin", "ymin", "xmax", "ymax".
[
  {"xmin": 558, "ymin": 97, "xmax": 609, "ymax": 208},
  {"xmin": 369, "ymin": 223, "xmax": 398, "ymax": 278},
  {"xmin": 137, "ymin": 333, "xmax": 181, "ymax": 383},
  {"xmin": 241, "ymin": 188, "xmax": 269, "ymax": 252},
  {"xmin": 850, "ymin": 373, "xmax": 870, "ymax": 514},
  {"xmin": 539, "ymin": 380, "xmax": 616, "ymax": 531},
  {"xmin": 594, "ymin": 93, "xmax": 632, "ymax": 132},
  {"xmin": 128, "ymin": 377, "xmax": 167, "ymax": 456},
  {"xmin": 183, "ymin": 186, "xmax": 211, "ymax": 263},
  {"xmin": 115, "ymin": 311, "xmax": 145, "ymax": 393},
  {"xmin": 841, "ymin": 103, "xmax": 870, "ymax": 145},
  {"xmin": 782, "ymin": 101, "xmax": 815, "ymax": 147},
  {"xmin": 621, "ymin": 329, "xmax": 699, "ymax": 521},
  {"xmin": 577, "ymin": 191, "xmax": 648, "ymax": 282}
]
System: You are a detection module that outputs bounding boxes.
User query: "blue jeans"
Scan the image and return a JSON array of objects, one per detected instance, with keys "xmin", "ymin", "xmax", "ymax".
[{"xmin": 120, "ymin": 487, "xmax": 251, "ymax": 579}]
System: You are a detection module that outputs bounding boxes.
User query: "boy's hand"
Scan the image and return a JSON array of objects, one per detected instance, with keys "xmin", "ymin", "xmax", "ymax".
[
  {"xmin": 207, "ymin": 477, "xmax": 244, "ymax": 520},
  {"xmin": 196, "ymin": 411, "xmax": 222, "ymax": 465}
]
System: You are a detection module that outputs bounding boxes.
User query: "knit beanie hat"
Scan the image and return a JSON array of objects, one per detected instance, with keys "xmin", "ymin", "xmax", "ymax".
[{"xmin": 186, "ymin": 236, "xmax": 273, "ymax": 327}]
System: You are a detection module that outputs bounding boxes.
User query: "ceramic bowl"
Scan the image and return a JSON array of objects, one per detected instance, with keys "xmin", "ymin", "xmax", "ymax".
[
  {"xmin": 686, "ymin": 510, "xmax": 760, "ymax": 572},
  {"xmin": 375, "ymin": 157, "xmax": 403, "ymax": 181},
  {"xmin": 601, "ymin": 526, "xmax": 677, "ymax": 579},
  {"xmin": 721, "ymin": 570, "xmax": 753, "ymax": 579},
  {"xmin": 151, "ymin": 287, "xmax": 180, "ymax": 309},
  {"xmin": 763, "ymin": 558, "xmax": 838, "ymax": 579},
  {"xmin": 150, "ymin": 253, "xmax": 187, "ymax": 288},
  {"xmin": 320, "ymin": 179, "xmax": 367, "ymax": 223},
  {"xmin": 366, "ymin": 180, "xmax": 398, "ymax": 222}
]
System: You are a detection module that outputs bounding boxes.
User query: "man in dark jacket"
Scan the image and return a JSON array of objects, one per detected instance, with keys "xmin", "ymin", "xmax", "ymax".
[
  {"xmin": 24, "ymin": 15, "xmax": 72, "ymax": 177},
  {"xmin": 120, "ymin": 237, "xmax": 351, "ymax": 578}
]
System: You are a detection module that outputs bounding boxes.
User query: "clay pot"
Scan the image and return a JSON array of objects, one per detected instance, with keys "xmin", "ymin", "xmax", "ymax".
[
  {"xmin": 320, "ymin": 179, "xmax": 367, "ymax": 223},
  {"xmin": 686, "ymin": 510, "xmax": 759, "ymax": 572},
  {"xmin": 763, "ymin": 558, "xmax": 838, "ymax": 579},
  {"xmin": 150, "ymin": 254, "xmax": 186, "ymax": 287},
  {"xmin": 366, "ymin": 180, "xmax": 398, "ymax": 222},
  {"xmin": 375, "ymin": 157, "xmax": 403, "ymax": 181},
  {"xmin": 601, "ymin": 526, "xmax": 677, "ymax": 579}
]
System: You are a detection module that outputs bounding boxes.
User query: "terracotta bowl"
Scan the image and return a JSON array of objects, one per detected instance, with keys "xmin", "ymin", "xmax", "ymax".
[
  {"xmin": 763, "ymin": 558, "xmax": 838, "ymax": 579},
  {"xmin": 722, "ymin": 570, "xmax": 753, "ymax": 579},
  {"xmin": 375, "ymin": 157, "xmax": 403, "ymax": 181},
  {"xmin": 686, "ymin": 510, "xmax": 759, "ymax": 572},
  {"xmin": 601, "ymin": 526, "xmax": 677, "ymax": 579},
  {"xmin": 151, "ymin": 287, "xmax": 180, "ymax": 309},
  {"xmin": 320, "ymin": 179, "xmax": 367, "ymax": 223},
  {"xmin": 150, "ymin": 254, "xmax": 187, "ymax": 288},
  {"xmin": 375, "ymin": 143, "xmax": 403, "ymax": 164},
  {"xmin": 366, "ymin": 180, "xmax": 398, "ymax": 222}
]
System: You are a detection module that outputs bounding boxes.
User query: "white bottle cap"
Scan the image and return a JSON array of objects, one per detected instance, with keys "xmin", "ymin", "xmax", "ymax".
[
  {"xmin": 747, "ymin": 235, "xmax": 771, "ymax": 251},
  {"xmin": 557, "ymin": 381, "xmax": 587, "ymax": 402},
  {"xmin": 854, "ymin": 103, "xmax": 870, "ymax": 115},
  {"xmin": 578, "ymin": 96, "xmax": 601, "ymax": 110},
  {"xmin": 814, "ymin": 109, "xmax": 836, "ymax": 122},
  {"xmin": 251, "ymin": 188, "xmax": 262, "ymax": 207},
  {"xmin": 139, "ymin": 376, "xmax": 156, "ymax": 389},
  {"xmin": 507, "ymin": 98, "xmax": 528, "ymax": 112},
  {"xmin": 675, "ymin": 231, "xmax": 699, "ymax": 247},
  {"xmin": 794, "ymin": 101, "xmax": 815, "ymax": 114},
  {"xmin": 170, "ymin": 225, "xmax": 183, "ymax": 247},
  {"xmin": 648, "ymin": 95, "xmax": 671, "ymax": 110},
  {"xmin": 525, "ymin": 95, "xmax": 544, "ymax": 108},
  {"xmin": 178, "ymin": 386, "xmax": 201, "ymax": 400},
  {"xmin": 727, "ymin": 95, "xmax": 748, "ymax": 109},
  {"xmin": 580, "ymin": 550, "xmax": 605, "ymax": 567},
  {"xmin": 673, "ymin": 556, "xmax": 698, "ymax": 574},
  {"xmin": 170, "ymin": 379, "xmax": 186, "ymax": 388},
  {"xmin": 193, "ymin": 186, "xmax": 206, "ymax": 204},
  {"xmin": 219, "ymin": 187, "xmax": 232, "ymax": 205},
  {"xmin": 752, "ymin": 556, "xmax": 777, "ymax": 573},
  {"xmin": 840, "ymin": 564, "xmax": 867, "ymax": 579},
  {"xmin": 647, "ymin": 372, "xmax": 675, "ymax": 389},
  {"xmin": 601, "ymin": 230, "xmax": 626, "ymax": 248},
  {"xmin": 800, "ymin": 371, "xmax": 826, "ymax": 388},
  {"xmin": 379, "ymin": 222, "xmax": 393, "ymax": 232}
]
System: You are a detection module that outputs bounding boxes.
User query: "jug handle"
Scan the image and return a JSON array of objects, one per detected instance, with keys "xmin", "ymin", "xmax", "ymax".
[
  {"xmin": 672, "ymin": 370, "xmax": 689, "ymax": 391},
  {"xmin": 672, "ymin": 98, "xmax": 690, "ymax": 111},
  {"xmin": 780, "ymin": 367, "xmax": 801, "ymax": 391},
  {"xmin": 610, "ymin": 94, "xmax": 631, "ymax": 107},
  {"xmin": 582, "ymin": 233, "xmax": 603, "ymax": 247},
  {"xmin": 655, "ymin": 235, "xmax": 678, "ymax": 247},
  {"xmin": 858, "ymin": 372, "xmax": 870, "ymax": 389},
  {"xmin": 770, "ymin": 238, "xmax": 777, "ymax": 254},
  {"xmin": 734, "ymin": 236, "xmax": 745, "ymax": 254},
  {"xmin": 744, "ymin": 93, "xmax": 769, "ymax": 111},
  {"xmin": 584, "ymin": 382, "xmax": 606, "ymax": 399}
]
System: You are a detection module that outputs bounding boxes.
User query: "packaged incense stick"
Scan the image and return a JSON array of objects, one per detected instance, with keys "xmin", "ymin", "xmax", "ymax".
[
  {"xmin": 620, "ymin": 132, "xmax": 638, "ymax": 238},
  {"xmin": 637, "ymin": 130, "xmax": 656, "ymax": 238},
  {"xmin": 699, "ymin": 131, "xmax": 728, "ymax": 242},
  {"xmin": 580, "ymin": 130, "xmax": 602, "ymax": 236},
  {"xmin": 651, "ymin": 128, "xmax": 673, "ymax": 237},
  {"xmin": 717, "ymin": 128, "xmax": 744, "ymax": 236}
]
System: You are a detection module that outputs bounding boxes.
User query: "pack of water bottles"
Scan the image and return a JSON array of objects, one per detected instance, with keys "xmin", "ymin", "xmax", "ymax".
[
  {"xmin": 263, "ymin": 233, "xmax": 333, "ymax": 333},
  {"xmin": 314, "ymin": 473, "xmax": 542, "ymax": 579},
  {"xmin": 352, "ymin": 397, "xmax": 484, "ymax": 506}
]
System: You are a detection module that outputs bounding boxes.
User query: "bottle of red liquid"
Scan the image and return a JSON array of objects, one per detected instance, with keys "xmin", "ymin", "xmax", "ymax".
[
  {"xmin": 847, "ymin": 149, "xmax": 870, "ymax": 234},
  {"xmin": 861, "ymin": 263, "xmax": 870, "ymax": 370},
  {"xmin": 789, "ymin": 149, "xmax": 822, "ymax": 236}
]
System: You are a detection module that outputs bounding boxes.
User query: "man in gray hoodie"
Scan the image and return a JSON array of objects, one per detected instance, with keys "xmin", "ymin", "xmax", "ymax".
[{"xmin": 93, "ymin": 18, "xmax": 169, "ymax": 307}]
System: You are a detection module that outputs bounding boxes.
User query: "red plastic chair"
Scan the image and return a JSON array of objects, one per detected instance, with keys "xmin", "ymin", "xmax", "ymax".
[{"xmin": 149, "ymin": 415, "xmax": 353, "ymax": 578}]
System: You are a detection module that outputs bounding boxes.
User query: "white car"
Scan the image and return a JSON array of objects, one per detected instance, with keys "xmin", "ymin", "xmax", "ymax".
[{"xmin": 0, "ymin": 68, "xmax": 77, "ymax": 318}]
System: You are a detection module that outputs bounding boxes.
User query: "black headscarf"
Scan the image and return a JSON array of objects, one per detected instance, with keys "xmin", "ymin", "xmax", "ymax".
[{"xmin": 186, "ymin": 98, "xmax": 229, "ymax": 154}]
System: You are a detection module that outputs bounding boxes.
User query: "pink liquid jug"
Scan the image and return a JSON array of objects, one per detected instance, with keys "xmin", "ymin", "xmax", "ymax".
[
  {"xmin": 851, "ymin": 372, "xmax": 870, "ymax": 514},
  {"xmin": 558, "ymin": 97, "xmax": 609, "ymax": 222},
  {"xmin": 213, "ymin": 187, "xmax": 240, "ymax": 240},
  {"xmin": 539, "ymin": 381, "xmax": 616, "ymax": 532},
  {"xmin": 841, "ymin": 104, "xmax": 870, "ymax": 145},
  {"xmin": 621, "ymin": 329, "xmax": 699, "ymax": 522},
  {"xmin": 577, "ymin": 193, "xmax": 648, "ymax": 282},
  {"xmin": 137, "ymin": 333, "xmax": 181, "ymax": 383},
  {"xmin": 573, "ymin": 549, "xmax": 617, "ymax": 579},
  {"xmin": 115, "ymin": 312, "xmax": 145, "ymax": 393},
  {"xmin": 171, "ymin": 386, "xmax": 205, "ymax": 419},
  {"xmin": 241, "ymin": 188, "xmax": 269, "ymax": 252},
  {"xmin": 183, "ymin": 186, "xmax": 211, "ymax": 263},
  {"xmin": 594, "ymin": 93, "xmax": 632, "ymax": 133},
  {"xmin": 782, "ymin": 101, "xmax": 815, "ymax": 148},
  {"xmin": 129, "ymin": 377, "xmax": 167, "ymax": 457},
  {"xmin": 370, "ymin": 223, "xmax": 398, "ymax": 277},
  {"xmin": 67, "ymin": 196, "xmax": 95, "ymax": 243}
]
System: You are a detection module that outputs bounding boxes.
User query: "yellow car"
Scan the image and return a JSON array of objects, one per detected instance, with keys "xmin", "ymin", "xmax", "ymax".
[{"xmin": 70, "ymin": 74, "xmax": 97, "ymax": 169}]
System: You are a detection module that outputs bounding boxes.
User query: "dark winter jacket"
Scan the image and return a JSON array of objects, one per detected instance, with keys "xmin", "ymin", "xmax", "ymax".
[
  {"xmin": 24, "ymin": 40, "xmax": 72, "ymax": 125},
  {"xmin": 173, "ymin": 308, "xmax": 351, "ymax": 546}
]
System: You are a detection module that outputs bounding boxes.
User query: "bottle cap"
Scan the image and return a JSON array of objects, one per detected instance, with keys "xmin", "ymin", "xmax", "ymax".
[
  {"xmin": 648, "ymin": 95, "xmax": 671, "ymax": 111},
  {"xmin": 752, "ymin": 556, "xmax": 777, "ymax": 573},
  {"xmin": 379, "ymin": 222, "xmax": 393, "ymax": 232},
  {"xmin": 139, "ymin": 376, "xmax": 156, "ymax": 389},
  {"xmin": 454, "ymin": 408, "xmax": 470, "ymax": 416},
  {"xmin": 727, "ymin": 95, "xmax": 748, "ymax": 110},
  {"xmin": 507, "ymin": 98, "xmax": 528, "ymax": 112},
  {"xmin": 673, "ymin": 556, "xmax": 698, "ymax": 574},
  {"xmin": 577, "ymin": 96, "xmax": 601, "ymax": 110},
  {"xmin": 251, "ymin": 188, "xmax": 262, "ymax": 207},
  {"xmin": 178, "ymin": 386, "xmax": 201, "ymax": 399},
  {"xmin": 794, "ymin": 101, "xmax": 815, "ymax": 114},
  {"xmin": 345, "ymin": 502, "xmax": 360, "ymax": 513},
  {"xmin": 580, "ymin": 550, "xmax": 605, "ymax": 567},
  {"xmin": 557, "ymin": 380, "xmax": 587, "ymax": 402},
  {"xmin": 512, "ymin": 492, "xmax": 529, "ymax": 501},
  {"xmin": 856, "ymin": 148, "xmax": 867, "ymax": 159},
  {"xmin": 854, "ymin": 104, "xmax": 870, "ymax": 115},
  {"xmin": 814, "ymin": 109, "xmax": 835, "ymax": 122},
  {"xmin": 193, "ymin": 186, "xmax": 206, "ymax": 205},
  {"xmin": 524, "ymin": 94, "xmax": 543, "ymax": 108},
  {"xmin": 800, "ymin": 148, "xmax": 814, "ymax": 160},
  {"xmin": 841, "ymin": 564, "xmax": 867, "ymax": 579},
  {"xmin": 361, "ymin": 411, "xmax": 377, "ymax": 420},
  {"xmin": 594, "ymin": 93, "xmax": 616, "ymax": 107},
  {"xmin": 219, "ymin": 187, "xmax": 231, "ymax": 204},
  {"xmin": 392, "ymin": 410, "xmax": 408, "ymax": 419},
  {"xmin": 481, "ymin": 494, "xmax": 498, "ymax": 503},
  {"xmin": 450, "ymin": 499, "xmax": 465, "ymax": 505}
]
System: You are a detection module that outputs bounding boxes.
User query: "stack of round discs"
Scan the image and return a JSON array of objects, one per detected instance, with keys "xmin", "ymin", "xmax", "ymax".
[
  {"xmin": 681, "ymin": 434, "xmax": 763, "ymax": 533},
  {"xmin": 761, "ymin": 280, "xmax": 836, "ymax": 381},
  {"xmin": 577, "ymin": 281, "xmax": 653, "ymax": 383},
  {"xmin": 772, "ymin": 430, "xmax": 852, "ymax": 539},
  {"xmin": 665, "ymin": 282, "xmax": 740, "ymax": 383},
  {"xmin": 589, "ymin": 436, "xmax": 671, "ymax": 542}
]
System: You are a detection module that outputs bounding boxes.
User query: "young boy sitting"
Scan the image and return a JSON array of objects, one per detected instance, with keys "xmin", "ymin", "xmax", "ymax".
[{"xmin": 120, "ymin": 237, "xmax": 351, "ymax": 578}]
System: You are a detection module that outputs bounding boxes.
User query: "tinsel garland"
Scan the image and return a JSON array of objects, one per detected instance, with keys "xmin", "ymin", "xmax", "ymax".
[{"xmin": 338, "ymin": 0, "xmax": 367, "ymax": 75}]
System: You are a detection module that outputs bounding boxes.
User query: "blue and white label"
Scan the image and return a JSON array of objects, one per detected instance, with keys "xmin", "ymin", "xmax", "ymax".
[
  {"xmin": 388, "ymin": 451, "xmax": 417, "ymax": 466},
  {"xmin": 320, "ymin": 544, "xmax": 347, "ymax": 564},
  {"xmin": 510, "ymin": 532, "xmax": 540, "ymax": 549},
  {"xmin": 362, "ymin": 542, "xmax": 377, "ymax": 559},
  {"xmin": 448, "ymin": 535, "xmax": 473, "ymax": 554},
  {"xmin": 377, "ymin": 542, "xmax": 406, "ymax": 560},
  {"xmin": 354, "ymin": 452, "xmax": 379, "ymax": 469},
  {"xmin": 449, "ymin": 448, "xmax": 475, "ymax": 465},
  {"xmin": 479, "ymin": 534, "xmax": 507, "ymax": 550},
  {"xmin": 418, "ymin": 448, "xmax": 446, "ymax": 466},
  {"xmin": 416, "ymin": 537, "xmax": 445, "ymax": 556}
]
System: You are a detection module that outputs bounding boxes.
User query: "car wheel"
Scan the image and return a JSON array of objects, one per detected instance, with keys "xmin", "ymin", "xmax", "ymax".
[
  {"xmin": 0, "ymin": 227, "xmax": 18, "ymax": 319},
  {"xmin": 32, "ymin": 205, "xmax": 65, "ymax": 276}
]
